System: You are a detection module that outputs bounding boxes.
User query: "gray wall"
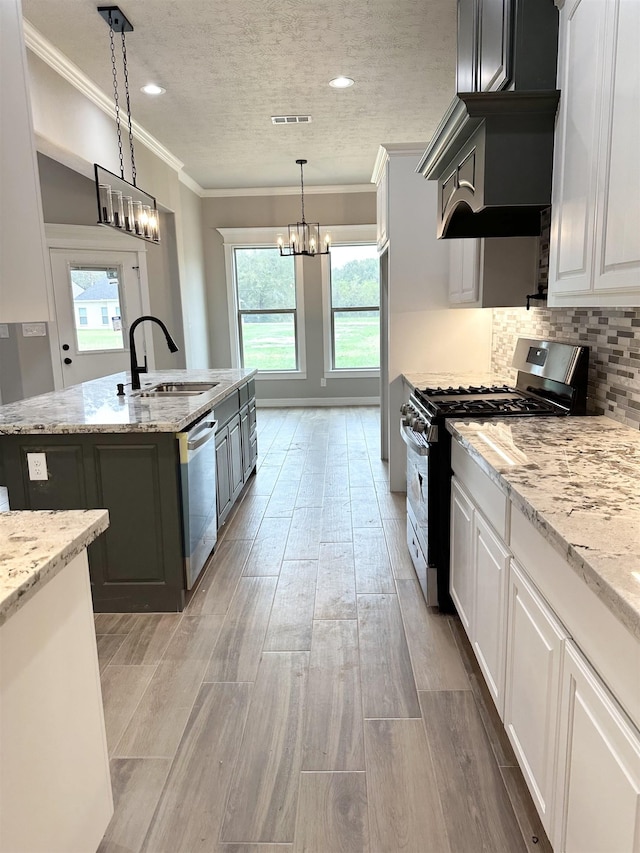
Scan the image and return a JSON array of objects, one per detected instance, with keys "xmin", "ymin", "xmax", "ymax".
[
  {"xmin": 203, "ymin": 191, "xmax": 380, "ymax": 402},
  {"xmin": 0, "ymin": 323, "xmax": 55, "ymax": 403}
]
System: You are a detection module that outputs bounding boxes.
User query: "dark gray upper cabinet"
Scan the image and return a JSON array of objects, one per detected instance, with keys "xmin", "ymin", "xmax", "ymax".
[{"xmin": 456, "ymin": 0, "xmax": 558, "ymax": 94}]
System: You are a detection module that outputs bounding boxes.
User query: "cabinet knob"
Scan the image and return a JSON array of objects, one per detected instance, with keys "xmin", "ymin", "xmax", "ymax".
[{"xmin": 63, "ymin": 357, "xmax": 72, "ymax": 365}]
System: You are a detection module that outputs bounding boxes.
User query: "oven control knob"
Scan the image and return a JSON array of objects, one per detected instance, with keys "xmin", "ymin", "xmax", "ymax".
[
  {"xmin": 413, "ymin": 420, "xmax": 426, "ymax": 433},
  {"xmin": 400, "ymin": 403, "xmax": 414, "ymax": 416}
]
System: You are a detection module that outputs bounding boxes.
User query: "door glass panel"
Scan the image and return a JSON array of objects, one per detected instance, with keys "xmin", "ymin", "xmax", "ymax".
[{"xmin": 69, "ymin": 266, "xmax": 124, "ymax": 352}]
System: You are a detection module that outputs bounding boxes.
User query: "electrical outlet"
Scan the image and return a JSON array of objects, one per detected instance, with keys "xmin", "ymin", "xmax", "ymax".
[
  {"xmin": 320, "ymin": 378, "xmax": 327, "ymax": 387},
  {"xmin": 0, "ymin": 324, "xmax": 9, "ymax": 339},
  {"xmin": 27, "ymin": 452, "xmax": 48, "ymax": 481},
  {"xmin": 22, "ymin": 323, "xmax": 47, "ymax": 338}
]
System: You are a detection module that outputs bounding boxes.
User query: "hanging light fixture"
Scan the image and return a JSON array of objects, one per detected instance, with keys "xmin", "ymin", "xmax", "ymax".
[
  {"xmin": 277, "ymin": 160, "xmax": 330, "ymax": 257},
  {"xmin": 94, "ymin": 6, "xmax": 160, "ymax": 244}
]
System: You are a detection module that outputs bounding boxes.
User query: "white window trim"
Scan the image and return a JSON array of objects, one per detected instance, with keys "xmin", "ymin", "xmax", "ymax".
[
  {"xmin": 320, "ymin": 224, "xmax": 379, "ymax": 379},
  {"xmin": 218, "ymin": 226, "xmax": 306, "ymax": 380}
]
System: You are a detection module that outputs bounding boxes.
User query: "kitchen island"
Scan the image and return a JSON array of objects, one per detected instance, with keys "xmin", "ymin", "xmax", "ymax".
[
  {"xmin": 0, "ymin": 368, "xmax": 257, "ymax": 611},
  {"xmin": 0, "ymin": 510, "xmax": 112, "ymax": 853}
]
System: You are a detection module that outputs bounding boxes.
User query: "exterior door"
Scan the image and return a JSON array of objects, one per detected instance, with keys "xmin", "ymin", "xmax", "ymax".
[{"xmin": 49, "ymin": 248, "xmax": 149, "ymax": 387}]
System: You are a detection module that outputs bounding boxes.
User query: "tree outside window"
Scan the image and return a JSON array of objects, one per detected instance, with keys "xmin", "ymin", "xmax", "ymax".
[
  {"xmin": 329, "ymin": 245, "xmax": 380, "ymax": 369},
  {"xmin": 234, "ymin": 248, "xmax": 298, "ymax": 371}
]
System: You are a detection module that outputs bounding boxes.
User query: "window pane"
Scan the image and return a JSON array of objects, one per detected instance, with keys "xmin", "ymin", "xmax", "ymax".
[
  {"xmin": 235, "ymin": 248, "xmax": 295, "ymax": 310},
  {"xmin": 241, "ymin": 313, "xmax": 297, "ymax": 370},
  {"xmin": 330, "ymin": 244, "xmax": 379, "ymax": 308},
  {"xmin": 333, "ymin": 310, "xmax": 380, "ymax": 369},
  {"xmin": 71, "ymin": 266, "xmax": 124, "ymax": 352}
]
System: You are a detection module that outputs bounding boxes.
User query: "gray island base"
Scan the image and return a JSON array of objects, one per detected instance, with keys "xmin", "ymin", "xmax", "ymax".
[{"xmin": 0, "ymin": 369, "xmax": 257, "ymax": 612}]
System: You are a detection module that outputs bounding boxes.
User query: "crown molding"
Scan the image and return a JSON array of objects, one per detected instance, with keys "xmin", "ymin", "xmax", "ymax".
[
  {"xmin": 371, "ymin": 142, "xmax": 429, "ymax": 184},
  {"xmin": 202, "ymin": 183, "xmax": 375, "ymax": 198},
  {"xmin": 24, "ymin": 19, "xmax": 185, "ymax": 176},
  {"xmin": 178, "ymin": 170, "xmax": 205, "ymax": 197}
]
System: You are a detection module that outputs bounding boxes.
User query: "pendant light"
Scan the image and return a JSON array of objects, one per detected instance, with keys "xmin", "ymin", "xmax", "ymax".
[
  {"xmin": 94, "ymin": 6, "xmax": 160, "ymax": 243},
  {"xmin": 277, "ymin": 160, "xmax": 330, "ymax": 257}
]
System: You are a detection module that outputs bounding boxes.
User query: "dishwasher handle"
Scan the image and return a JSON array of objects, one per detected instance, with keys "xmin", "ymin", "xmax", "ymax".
[{"xmin": 187, "ymin": 419, "xmax": 217, "ymax": 452}]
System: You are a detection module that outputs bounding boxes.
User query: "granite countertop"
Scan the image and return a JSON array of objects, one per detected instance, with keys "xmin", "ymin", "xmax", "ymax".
[
  {"xmin": 0, "ymin": 509, "xmax": 109, "ymax": 626},
  {"xmin": 447, "ymin": 417, "xmax": 640, "ymax": 640},
  {"xmin": 403, "ymin": 371, "xmax": 504, "ymax": 391},
  {"xmin": 0, "ymin": 368, "xmax": 257, "ymax": 434}
]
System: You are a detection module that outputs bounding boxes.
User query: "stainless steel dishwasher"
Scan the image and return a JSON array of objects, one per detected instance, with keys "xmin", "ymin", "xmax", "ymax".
[{"xmin": 177, "ymin": 415, "xmax": 218, "ymax": 589}]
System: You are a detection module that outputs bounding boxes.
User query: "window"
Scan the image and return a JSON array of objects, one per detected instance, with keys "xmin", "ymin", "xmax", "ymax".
[
  {"xmin": 101, "ymin": 306, "xmax": 109, "ymax": 325},
  {"xmin": 328, "ymin": 244, "xmax": 380, "ymax": 371},
  {"xmin": 234, "ymin": 248, "xmax": 298, "ymax": 371},
  {"xmin": 78, "ymin": 307, "xmax": 88, "ymax": 326}
]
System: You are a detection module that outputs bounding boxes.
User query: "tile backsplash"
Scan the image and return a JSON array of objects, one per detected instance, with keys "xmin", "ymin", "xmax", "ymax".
[{"xmin": 491, "ymin": 307, "xmax": 640, "ymax": 430}]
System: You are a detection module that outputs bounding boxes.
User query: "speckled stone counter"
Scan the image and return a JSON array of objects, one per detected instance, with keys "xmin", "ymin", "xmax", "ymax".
[
  {"xmin": 0, "ymin": 368, "xmax": 257, "ymax": 434},
  {"xmin": 403, "ymin": 371, "xmax": 503, "ymax": 391},
  {"xmin": 447, "ymin": 417, "xmax": 640, "ymax": 639},
  {"xmin": 0, "ymin": 509, "xmax": 108, "ymax": 626}
]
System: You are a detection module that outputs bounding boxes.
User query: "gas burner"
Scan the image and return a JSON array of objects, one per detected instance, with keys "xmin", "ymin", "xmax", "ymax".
[{"xmin": 420, "ymin": 383, "xmax": 516, "ymax": 397}]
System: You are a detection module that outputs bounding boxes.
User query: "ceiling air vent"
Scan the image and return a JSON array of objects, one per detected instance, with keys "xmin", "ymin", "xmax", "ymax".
[{"xmin": 271, "ymin": 115, "xmax": 312, "ymax": 125}]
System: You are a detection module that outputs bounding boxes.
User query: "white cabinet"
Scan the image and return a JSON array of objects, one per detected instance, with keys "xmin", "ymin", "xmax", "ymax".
[
  {"xmin": 0, "ymin": 0, "xmax": 52, "ymax": 322},
  {"xmin": 448, "ymin": 237, "xmax": 538, "ymax": 307},
  {"xmin": 553, "ymin": 640, "xmax": 640, "ymax": 852},
  {"xmin": 473, "ymin": 512, "xmax": 510, "ymax": 712},
  {"xmin": 450, "ymin": 472, "xmax": 509, "ymax": 716},
  {"xmin": 549, "ymin": 0, "xmax": 640, "ymax": 307},
  {"xmin": 375, "ymin": 157, "xmax": 389, "ymax": 251},
  {"xmin": 450, "ymin": 476, "xmax": 475, "ymax": 634},
  {"xmin": 504, "ymin": 559, "xmax": 568, "ymax": 837}
]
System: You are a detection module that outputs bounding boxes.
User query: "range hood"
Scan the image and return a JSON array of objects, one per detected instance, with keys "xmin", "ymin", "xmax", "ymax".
[{"xmin": 417, "ymin": 89, "xmax": 560, "ymax": 239}]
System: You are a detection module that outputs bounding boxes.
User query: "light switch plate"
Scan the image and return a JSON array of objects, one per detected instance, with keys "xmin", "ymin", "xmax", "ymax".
[
  {"xmin": 27, "ymin": 452, "xmax": 48, "ymax": 481},
  {"xmin": 22, "ymin": 323, "xmax": 47, "ymax": 337},
  {"xmin": 0, "ymin": 324, "xmax": 9, "ymax": 338}
]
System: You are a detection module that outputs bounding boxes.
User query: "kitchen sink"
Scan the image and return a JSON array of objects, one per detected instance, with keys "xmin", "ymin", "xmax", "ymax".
[{"xmin": 137, "ymin": 381, "xmax": 218, "ymax": 397}]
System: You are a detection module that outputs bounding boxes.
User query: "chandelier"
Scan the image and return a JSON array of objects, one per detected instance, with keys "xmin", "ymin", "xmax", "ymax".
[
  {"xmin": 95, "ymin": 6, "xmax": 160, "ymax": 243},
  {"xmin": 277, "ymin": 160, "xmax": 330, "ymax": 257}
]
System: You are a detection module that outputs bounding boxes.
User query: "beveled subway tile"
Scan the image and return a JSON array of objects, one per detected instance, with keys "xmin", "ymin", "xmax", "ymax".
[
  {"xmin": 188, "ymin": 539, "xmax": 253, "ymax": 615},
  {"xmin": 140, "ymin": 682, "xmax": 252, "ymax": 852},
  {"xmin": 302, "ymin": 620, "xmax": 364, "ymax": 771},
  {"xmin": 242, "ymin": 516, "xmax": 291, "ymax": 576},
  {"xmin": 314, "ymin": 542, "xmax": 357, "ymax": 620},
  {"xmin": 221, "ymin": 651, "xmax": 309, "ymax": 844},
  {"xmin": 204, "ymin": 576, "xmax": 277, "ymax": 682}
]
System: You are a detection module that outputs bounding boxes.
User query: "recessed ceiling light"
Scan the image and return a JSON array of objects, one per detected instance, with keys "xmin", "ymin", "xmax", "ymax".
[
  {"xmin": 141, "ymin": 84, "xmax": 166, "ymax": 95},
  {"xmin": 329, "ymin": 76, "xmax": 355, "ymax": 89}
]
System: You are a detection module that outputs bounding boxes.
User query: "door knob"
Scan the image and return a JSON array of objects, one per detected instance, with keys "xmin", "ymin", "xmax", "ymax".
[
  {"xmin": 63, "ymin": 357, "xmax": 72, "ymax": 365},
  {"xmin": 62, "ymin": 344, "xmax": 70, "ymax": 351}
]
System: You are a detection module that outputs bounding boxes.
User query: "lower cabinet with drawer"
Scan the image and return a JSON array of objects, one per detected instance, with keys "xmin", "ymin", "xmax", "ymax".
[
  {"xmin": 451, "ymin": 438, "xmax": 640, "ymax": 850},
  {"xmin": 214, "ymin": 379, "xmax": 257, "ymax": 527}
]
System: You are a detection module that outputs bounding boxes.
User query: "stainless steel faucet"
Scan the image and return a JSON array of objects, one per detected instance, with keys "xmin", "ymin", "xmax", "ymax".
[{"xmin": 129, "ymin": 315, "xmax": 179, "ymax": 390}]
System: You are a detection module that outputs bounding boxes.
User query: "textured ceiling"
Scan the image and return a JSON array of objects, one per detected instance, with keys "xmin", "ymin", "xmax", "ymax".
[{"xmin": 22, "ymin": 0, "xmax": 457, "ymax": 190}]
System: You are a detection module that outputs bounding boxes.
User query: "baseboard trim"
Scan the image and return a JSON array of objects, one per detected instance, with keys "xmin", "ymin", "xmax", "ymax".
[{"xmin": 256, "ymin": 397, "xmax": 380, "ymax": 407}]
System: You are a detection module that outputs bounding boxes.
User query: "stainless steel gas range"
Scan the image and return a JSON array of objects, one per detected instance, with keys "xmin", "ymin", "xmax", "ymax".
[{"xmin": 401, "ymin": 338, "xmax": 589, "ymax": 610}]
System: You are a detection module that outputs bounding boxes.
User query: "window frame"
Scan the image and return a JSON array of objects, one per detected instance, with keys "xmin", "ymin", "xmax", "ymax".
[
  {"xmin": 219, "ymin": 227, "xmax": 306, "ymax": 380},
  {"xmin": 320, "ymin": 225, "xmax": 379, "ymax": 379}
]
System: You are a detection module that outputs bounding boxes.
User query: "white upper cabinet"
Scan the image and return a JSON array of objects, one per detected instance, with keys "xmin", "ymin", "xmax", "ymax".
[
  {"xmin": 549, "ymin": 0, "xmax": 640, "ymax": 306},
  {"xmin": 0, "ymin": 0, "xmax": 51, "ymax": 322}
]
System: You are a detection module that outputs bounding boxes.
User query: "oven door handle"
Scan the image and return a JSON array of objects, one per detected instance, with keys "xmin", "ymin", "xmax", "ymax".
[{"xmin": 400, "ymin": 423, "xmax": 430, "ymax": 456}]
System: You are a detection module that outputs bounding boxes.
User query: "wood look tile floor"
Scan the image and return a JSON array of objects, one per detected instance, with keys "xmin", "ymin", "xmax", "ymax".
[{"xmin": 96, "ymin": 407, "xmax": 551, "ymax": 853}]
